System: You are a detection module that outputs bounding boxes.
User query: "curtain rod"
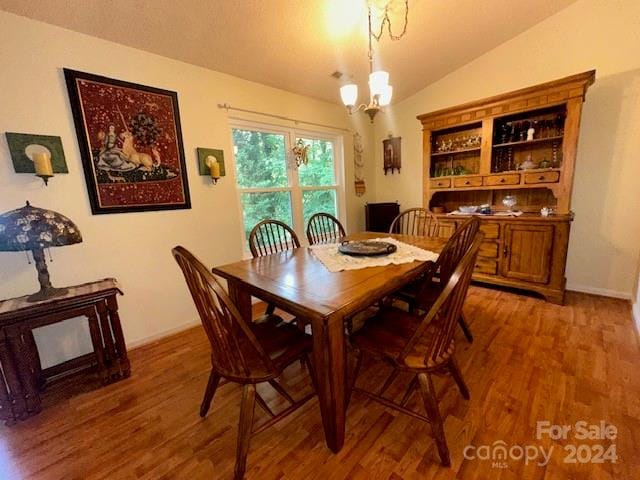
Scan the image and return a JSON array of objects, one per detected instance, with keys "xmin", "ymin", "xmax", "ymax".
[{"xmin": 217, "ymin": 103, "xmax": 352, "ymax": 133}]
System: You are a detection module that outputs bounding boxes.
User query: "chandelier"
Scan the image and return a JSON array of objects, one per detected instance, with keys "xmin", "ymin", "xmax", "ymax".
[{"xmin": 340, "ymin": 0, "xmax": 409, "ymax": 123}]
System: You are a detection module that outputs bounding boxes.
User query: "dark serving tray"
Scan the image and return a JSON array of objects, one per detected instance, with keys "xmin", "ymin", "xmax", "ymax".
[{"xmin": 338, "ymin": 240, "xmax": 397, "ymax": 257}]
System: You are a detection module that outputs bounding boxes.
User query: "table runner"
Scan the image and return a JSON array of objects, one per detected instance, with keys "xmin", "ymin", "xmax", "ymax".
[{"xmin": 310, "ymin": 237, "xmax": 439, "ymax": 273}]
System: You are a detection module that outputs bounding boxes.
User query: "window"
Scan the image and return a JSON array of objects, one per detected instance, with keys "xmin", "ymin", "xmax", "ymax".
[{"xmin": 231, "ymin": 122, "xmax": 344, "ymax": 249}]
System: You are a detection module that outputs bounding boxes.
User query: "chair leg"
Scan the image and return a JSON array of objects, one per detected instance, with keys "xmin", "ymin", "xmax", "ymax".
[
  {"xmin": 200, "ymin": 370, "xmax": 221, "ymax": 418},
  {"xmin": 265, "ymin": 303, "xmax": 276, "ymax": 316},
  {"xmin": 234, "ymin": 384, "xmax": 256, "ymax": 480},
  {"xmin": 417, "ymin": 373, "xmax": 451, "ymax": 467},
  {"xmin": 303, "ymin": 354, "xmax": 319, "ymax": 395},
  {"xmin": 400, "ymin": 375, "xmax": 418, "ymax": 406},
  {"xmin": 448, "ymin": 358, "xmax": 470, "ymax": 400},
  {"xmin": 347, "ymin": 349, "xmax": 363, "ymax": 408},
  {"xmin": 458, "ymin": 312, "xmax": 473, "ymax": 343}
]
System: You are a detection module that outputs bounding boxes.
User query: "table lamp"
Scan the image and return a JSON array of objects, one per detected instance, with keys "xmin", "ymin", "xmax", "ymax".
[{"xmin": 0, "ymin": 201, "xmax": 83, "ymax": 302}]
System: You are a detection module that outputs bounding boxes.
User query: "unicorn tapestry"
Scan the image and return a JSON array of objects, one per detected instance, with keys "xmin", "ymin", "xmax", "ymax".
[{"xmin": 64, "ymin": 69, "xmax": 190, "ymax": 214}]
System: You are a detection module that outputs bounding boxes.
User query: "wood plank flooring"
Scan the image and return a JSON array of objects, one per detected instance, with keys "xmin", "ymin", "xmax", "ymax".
[{"xmin": 0, "ymin": 287, "xmax": 638, "ymax": 479}]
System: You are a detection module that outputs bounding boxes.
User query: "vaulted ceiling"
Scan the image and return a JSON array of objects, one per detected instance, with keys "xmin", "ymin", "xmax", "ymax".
[{"xmin": 0, "ymin": 0, "xmax": 578, "ymax": 104}]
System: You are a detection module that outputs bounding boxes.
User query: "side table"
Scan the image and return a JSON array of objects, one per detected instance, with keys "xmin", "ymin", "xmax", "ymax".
[{"xmin": 0, "ymin": 278, "xmax": 130, "ymax": 423}]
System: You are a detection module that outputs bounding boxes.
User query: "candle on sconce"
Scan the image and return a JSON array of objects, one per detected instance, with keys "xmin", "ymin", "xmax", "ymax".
[
  {"xmin": 205, "ymin": 155, "xmax": 221, "ymax": 183},
  {"xmin": 33, "ymin": 152, "xmax": 54, "ymax": 185}
]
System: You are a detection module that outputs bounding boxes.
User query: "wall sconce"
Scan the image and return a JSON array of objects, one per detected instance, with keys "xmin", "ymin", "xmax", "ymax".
[
  {"xmin": 33, "ymin": 152, "xmax": 54, "ymax": 186},
  {"xmin": 197, "ymin": 147, "xmax": 226, "ymax": 185},
  {"xmin": 5, "ymin": 133, "xmax": 68, "ymax": 186},
  {"xmin": 205, "ymin": 155, "xmax": 221, "ymax": 184}
]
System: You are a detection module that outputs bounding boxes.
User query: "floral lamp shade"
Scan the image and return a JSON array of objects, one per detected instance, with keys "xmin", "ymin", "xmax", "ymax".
[
  {"xmin": 0, "ymin": 202, "xmax": 82, "ymax": 302},
  {"xmin": 0, "ymin": 201, "xmax": 82, "ymax": 251}
]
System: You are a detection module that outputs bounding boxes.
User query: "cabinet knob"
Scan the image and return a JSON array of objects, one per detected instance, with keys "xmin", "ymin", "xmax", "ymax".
[
  {"xmin": 465, "ymin": 180, "xmax": 470, "ymax": 185},
  {"xmin": 538, "ymin": 175, "xmax": 545, "ymax": 181},
  {"xmin": 500, "ymin": 178, "xmax": 505, "ymax": 183}
]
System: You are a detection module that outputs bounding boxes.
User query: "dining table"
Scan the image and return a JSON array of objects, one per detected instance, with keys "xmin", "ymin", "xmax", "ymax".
[{"xmin": 211, "ymin": 231, "xmax": 447, "ymax": 453}]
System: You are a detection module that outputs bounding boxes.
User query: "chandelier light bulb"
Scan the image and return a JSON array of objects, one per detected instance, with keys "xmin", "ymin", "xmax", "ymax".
[
  {"xmin": 379, "ymin": 85, "xmax": 393, "ymax": 106},
  {"xmin": 340, "ymin": 84, "xmax": 358, "ymax": 107},
  {"xmin": 369, "ymin": 70, "xmax": 389, "ymax": 97}
]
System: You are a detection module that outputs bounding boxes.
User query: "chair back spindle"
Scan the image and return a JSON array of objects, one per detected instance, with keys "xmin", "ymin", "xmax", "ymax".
[
  {"xmin": 389, "ymin": 208, "xmax": 439, "ymax": 237},
  {"xmin": 306, "ymin": 212, "xmax": 346, "ymax": 245},
  {"xmin": 248, "ymin": 220, "xmax": 300, "ymax": 258}
]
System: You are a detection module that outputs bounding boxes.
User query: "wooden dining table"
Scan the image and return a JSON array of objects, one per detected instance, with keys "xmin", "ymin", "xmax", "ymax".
[{"xmin": 212, "ymin": 232, "xmax": 446, "ymax": 453}]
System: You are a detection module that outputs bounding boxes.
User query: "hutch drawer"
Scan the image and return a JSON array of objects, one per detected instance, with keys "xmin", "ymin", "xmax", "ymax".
[
  {"xmin": 479, "ymin": 241, "xmax": 499, "ymax": 258},
  {"xmin": 524, "ymin": 171, "xmax": 560, "ymax": 184},
  {"xmin": 479, "ymin": 222, "xmax": 500, "ymax": 239},
  {"xmin": 430, "ymin": 178, "xmax": 451, "ymax": 189},
  {"xmin": 474, "ymin": 258, "xmax": 498, "ymax": 275},
  {"xmin": 453, "ymin": 176, "xmax": 483, "ymax": 188},
  {"xmin": 484, "ymin": 173, "xmax": 520, "ymax": 186}
]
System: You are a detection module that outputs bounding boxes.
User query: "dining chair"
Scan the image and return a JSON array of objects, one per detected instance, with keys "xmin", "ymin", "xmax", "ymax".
[
  {"xmin": 389, "ymin": 207, "xmax": 439, "ymax": 237},
  {"xmin": 172, "ymin": 246, "xmax": 315, "ymax": 480},
  {"xmin": 306, "ymin": 212, "xmax": 346, "ymax": 245},
  {"xmin": 395, "ymin": 217, "xmax": 480, "ymax": 342},
  {"xmin": 350, "ymin": 230, "xmax": 483, "ymax": 467},
  {"xmin": 248, "ymin": 220, "xmax": 301, "ymax": 321}
]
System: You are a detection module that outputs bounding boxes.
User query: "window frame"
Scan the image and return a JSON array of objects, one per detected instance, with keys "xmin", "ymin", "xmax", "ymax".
[{"xmin": 229, "ymin": 119, "xmax": 346, "ymax": 253}]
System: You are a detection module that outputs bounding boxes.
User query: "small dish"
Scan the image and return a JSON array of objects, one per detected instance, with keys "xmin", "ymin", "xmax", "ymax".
[{"xmin": 458, "ymin": 205, "xmax": 478, "ymax": 214}]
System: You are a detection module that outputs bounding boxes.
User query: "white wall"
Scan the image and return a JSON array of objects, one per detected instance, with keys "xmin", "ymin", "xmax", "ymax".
[
  {"xmin": 372, "ymin": 0, "xmax": 640, "ymax": 299},
  {"xmin": 0, "ymin": 11, "xmax": 376, "ymax": 367}
]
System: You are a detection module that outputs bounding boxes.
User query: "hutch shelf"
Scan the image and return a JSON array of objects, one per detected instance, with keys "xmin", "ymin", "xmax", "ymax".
[{"xmin": 418, "ymin": 70, "xmax": 595, "ymax": 303}]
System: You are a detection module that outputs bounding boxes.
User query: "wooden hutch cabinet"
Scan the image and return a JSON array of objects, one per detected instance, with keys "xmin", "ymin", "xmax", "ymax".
[{"xmin": 418, "ymin": 71, "xmax": 595, "ymax": 303}]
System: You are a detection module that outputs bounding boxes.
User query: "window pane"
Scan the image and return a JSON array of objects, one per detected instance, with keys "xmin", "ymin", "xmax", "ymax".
[
  {"xmin": 297, "ymin": 138, "xmax": 335, "ymax": 187},
  {"xmin": 240, "ymin": 192, "xmax": 293, "ymax": 244},
  {"xmin": 233, "ymin": 129, "xmax": 288, "ymax": 188},
  {"xmin": 302, "ymin": 189, "xmax": 337, "ymax": 227}
]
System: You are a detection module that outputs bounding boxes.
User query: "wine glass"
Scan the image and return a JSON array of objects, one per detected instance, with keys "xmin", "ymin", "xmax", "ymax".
[{"xmin": 502, "ymin": 195, "xmax": 517, "ymax": 212}]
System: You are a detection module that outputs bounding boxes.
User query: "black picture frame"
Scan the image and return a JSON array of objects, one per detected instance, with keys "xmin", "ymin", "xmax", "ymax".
[{"xmin": 64, "ymin": 68, "xmax": 191, "ymax": 214}]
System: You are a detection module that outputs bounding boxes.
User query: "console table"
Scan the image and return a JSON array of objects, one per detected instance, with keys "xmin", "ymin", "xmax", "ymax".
[{"xmin": 0, "ymin": 278, "xmax": 130, "ymax": 423}]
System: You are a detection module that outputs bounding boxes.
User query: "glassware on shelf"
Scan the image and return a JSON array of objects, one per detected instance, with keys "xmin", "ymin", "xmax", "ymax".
[
  {"xmin": 551, "ymin": 141, "xmax": 560, "ymax": 167},
  {"xmin": 554, "ymin": 113, "xmax": 565, "ymax": 136},
  {"xmin": 506, "ymin": 147, "xmax": 514, "ymax": 171},
  {"xmin": 499, "ymin": 123, "xmax": 510, "ymax": 144},
  {"xmin": 502, "ymin": 195, "xmax": 517, "ymax": 212},
  {"xmin": 512, "ymin": 122, "xmax": 521, "ymax": 143}
]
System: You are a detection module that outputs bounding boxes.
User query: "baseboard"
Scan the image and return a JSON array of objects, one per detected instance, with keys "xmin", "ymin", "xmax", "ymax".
[
  {"xmin": 633, "ymin": 301, "xmax": 640, "ymax": 335},
  {"xmin": 566, "ymin": 284, "xmax": 632, "ymax": 300},
  {"xmin": 127, "ymin": 319, "xmax": 200, "ymax": 350}
]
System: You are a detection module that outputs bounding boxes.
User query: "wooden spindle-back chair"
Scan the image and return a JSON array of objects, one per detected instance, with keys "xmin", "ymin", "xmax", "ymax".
[
  {"xmin": 351, "ymin": 230, "xmax": 484, "ymax": 467},
  {"xmin": 248, "ymin": 220, "xmax": 301, "ymax": 321},
  {"xmin": 248, "ymin": 219, "xmax": 300, "ymax": 257},
  {"xmin": 389, "ymin": 207, "xmax": 439, "ymax": 237},
  {"xmin": 395, "ymin": 217, "xmax": 480, "ymax": 342},
  {"xmin": 306, "ymin": 212, "xmax": 346, "ymax": 245},
  {"xmin": 172, "ymin": 246, "xmax": 314, "ymax": 479}
]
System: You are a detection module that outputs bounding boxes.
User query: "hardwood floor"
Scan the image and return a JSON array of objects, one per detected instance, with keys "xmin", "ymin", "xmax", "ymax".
[{"xmin": 1, "ymin": 287, "xmax": 638, "ymax": 479}]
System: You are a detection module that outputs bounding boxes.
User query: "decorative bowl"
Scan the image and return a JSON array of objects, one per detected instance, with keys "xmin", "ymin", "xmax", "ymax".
[{"xmin": 458, "ymin": 205, "xmax": 478, "ymax": 214}]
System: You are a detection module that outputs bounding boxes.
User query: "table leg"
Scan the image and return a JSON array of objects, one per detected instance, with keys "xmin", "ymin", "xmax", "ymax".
[
  {"xmin": 106, "ymin": 295, "xmax": 130, "ymax": 377},
  {"xmin": 97, "ymin": 299, "xmax": 119, "ymax": 379},
  {"xmin": 227, "ymin": 279, "xmax": 253, "ymax": 323},
  {"xmin": 311, "ymin": 314, "xmax": 346, "ymax": 453},
  {"xmin": 5, "ymin": 329, "xmax": 41, "ymax": 415},
  {"xmin": 0, "ymin": 330, "xmax": 22, "ymax": 422},
  {"xmin": 86, "ymin": 308, "xmax": 109, "ymax": 384},
  {"xmin": 23, "ymin": 329, "xmax": 44, "ymax": 389}
]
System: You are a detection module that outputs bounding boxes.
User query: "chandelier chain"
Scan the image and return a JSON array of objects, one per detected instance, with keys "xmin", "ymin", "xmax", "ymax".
[{"xmin": 370, "ymin": 0, "xmax": 409, "ymax": 42}]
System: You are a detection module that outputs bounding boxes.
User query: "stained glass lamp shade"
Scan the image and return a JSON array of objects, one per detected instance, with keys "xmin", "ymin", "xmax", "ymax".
[{"xmin": 0, "ymin": 201, "xmax": 83, "ymax": 302}]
